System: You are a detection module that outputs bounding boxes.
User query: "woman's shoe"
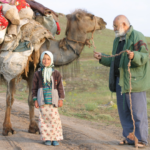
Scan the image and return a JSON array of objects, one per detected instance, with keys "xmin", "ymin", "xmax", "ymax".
[
  {"xmin": 52, "ymin": 141, "xmax": 59, "ymax": 146},
  {"xmin": 45, "ymin": 140, "xmax": 51, "ymax": 146}
]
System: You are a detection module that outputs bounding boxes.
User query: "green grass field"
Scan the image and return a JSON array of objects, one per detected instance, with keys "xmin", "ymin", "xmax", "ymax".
[
  {"xmin": 56, "ymin": 15, "xmax": 150, "ymax": 129},
  {"xmin": 57, "ymin": 15, "xmax": 150, "ymax": 58},
  {"xmin": 0, "ymin": 14, "xmax": 150, "ymax": 130}
]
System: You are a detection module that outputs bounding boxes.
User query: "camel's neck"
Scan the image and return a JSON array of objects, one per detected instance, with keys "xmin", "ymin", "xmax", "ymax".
[
  {"xmin": 67, "ymin": 28, "xmax": 87, "ymax": 48},
  {"xmin": 40, "ymin": 32, "xmax": 87, "ymax": 66}
]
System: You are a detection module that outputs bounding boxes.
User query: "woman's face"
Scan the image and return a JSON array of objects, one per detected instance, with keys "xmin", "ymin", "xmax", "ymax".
[{"xmin": 42, "ymin": 54, "xmax": 51, "ymax": 67}]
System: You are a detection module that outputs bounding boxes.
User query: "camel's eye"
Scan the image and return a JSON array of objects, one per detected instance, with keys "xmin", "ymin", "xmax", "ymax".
[{"xmin": 90, "ymin": 15, "xmax": 94, "ymax": 20}]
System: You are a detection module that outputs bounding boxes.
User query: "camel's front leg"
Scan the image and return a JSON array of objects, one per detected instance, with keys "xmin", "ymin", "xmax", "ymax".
[
  {"xmin": 28, "ymin": 69, "xmax": 39, "ymax": 134},
  {"xmin": 3, "ymin": 79, "xmax": 16, "ymax": 136}
]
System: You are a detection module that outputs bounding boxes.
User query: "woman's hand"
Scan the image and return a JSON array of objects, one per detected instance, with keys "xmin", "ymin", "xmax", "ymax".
[
  {"xmin": 58, "ymin": 100, "xmax": 63, "ymax": 107},
  {"xmin": 35, "ymin": 100, "xmax": 39, "ymax": 108}
]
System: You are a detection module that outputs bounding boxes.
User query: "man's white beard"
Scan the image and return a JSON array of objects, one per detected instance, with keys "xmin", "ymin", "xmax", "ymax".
[{"xmin": 115, "ymin": 25, "xmax": 126, "ymax": 37}]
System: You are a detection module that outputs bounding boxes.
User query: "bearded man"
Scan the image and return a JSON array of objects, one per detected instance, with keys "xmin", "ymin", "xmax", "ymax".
[{"xmin": 94, "ymin": 15, "xmax": 150, "ymax": 148}]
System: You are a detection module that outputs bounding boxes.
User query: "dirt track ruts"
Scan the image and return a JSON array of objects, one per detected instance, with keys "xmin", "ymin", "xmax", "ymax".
[{"xmin": 0, "ymin": 93, "xmax": 149, "ymax": 150}]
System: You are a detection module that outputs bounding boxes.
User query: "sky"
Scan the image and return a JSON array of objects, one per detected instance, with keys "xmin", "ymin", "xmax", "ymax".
[{"xmin": 36, "ymin": 0, "xmax": 150, "ymax": 37}]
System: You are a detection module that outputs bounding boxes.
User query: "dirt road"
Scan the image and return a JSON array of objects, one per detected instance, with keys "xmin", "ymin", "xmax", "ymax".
[{"xmin": 0, "ymin": 93, "xmax": 149, "ymax": 150}]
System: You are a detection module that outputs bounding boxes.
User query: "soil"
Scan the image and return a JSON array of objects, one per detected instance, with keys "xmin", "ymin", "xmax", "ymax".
[{"xmin": 0, "ymin": 93, "xmax": 149, "ymax": 150}]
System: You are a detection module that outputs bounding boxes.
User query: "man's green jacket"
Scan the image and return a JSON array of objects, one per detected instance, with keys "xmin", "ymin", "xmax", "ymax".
[{"xmin": 100, "ymin": 26, "xmax": 150, "ymax": 93}]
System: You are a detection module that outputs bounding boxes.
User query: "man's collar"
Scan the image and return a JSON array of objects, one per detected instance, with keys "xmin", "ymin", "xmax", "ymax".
[
  {"xmin": 126, "ymin": 25, "xmax": 133, "ymax": 38},
  {"xmin": 119, "ymin": 35, "xmax": 126, "ymax": 41}
]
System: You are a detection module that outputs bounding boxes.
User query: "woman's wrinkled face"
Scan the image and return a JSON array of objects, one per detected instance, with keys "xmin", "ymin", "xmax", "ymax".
[{"xmin": 42, "ymin": 54, "xmax": 51, "ymax": 67}]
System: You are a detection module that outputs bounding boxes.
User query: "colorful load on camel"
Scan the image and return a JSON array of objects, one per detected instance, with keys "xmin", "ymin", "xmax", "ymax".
[
  {"xmin": 0, "ymin": 0, "xmax": 61, "ymax": 82},
  {"xmin": 0, "ymin": 5, "xmax": 8, "ymax": 44}
]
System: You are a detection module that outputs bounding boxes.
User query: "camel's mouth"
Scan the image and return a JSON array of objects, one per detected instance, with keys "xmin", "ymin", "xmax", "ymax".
[{"xmin": 99, "ymin": 18, "xmax": 107, "ymax": 30}]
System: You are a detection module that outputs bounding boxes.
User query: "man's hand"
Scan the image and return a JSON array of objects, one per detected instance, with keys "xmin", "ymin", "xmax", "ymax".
[
  {"xmin": 93, "ymin": 51, "xmax": 102, "ymax": 60},
  {"xmin": 35, "ymin": 101, "xmax": 39, "ymax": 108},
  {"xmin": 126, "ymin": 50, "xmax": 134, "ymax": 60},
  {"xmin": 58, "ymin": 100, "xmax": 63, "ymax": 107}
]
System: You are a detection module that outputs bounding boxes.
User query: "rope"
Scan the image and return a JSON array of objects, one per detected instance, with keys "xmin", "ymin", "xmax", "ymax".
[
  {"xmin": 100, "ymin": 51, "xmax": 138, "ymax": 149},
  {"xmin": 66, "ymin": 14, "xmax": 138, "ymax": 148}
]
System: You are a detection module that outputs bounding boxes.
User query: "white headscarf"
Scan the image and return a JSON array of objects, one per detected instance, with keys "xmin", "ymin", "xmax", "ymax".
[{"xmin": 40, "ymin": 51, "xmax": 54, "ymax": 84}]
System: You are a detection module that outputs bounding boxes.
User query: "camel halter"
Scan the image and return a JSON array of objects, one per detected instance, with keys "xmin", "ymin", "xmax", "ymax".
[
  {"xmin": 101, "ymin": 51, "xmax": 138, "ymax": 149},
  {"xmin": 67, "ymin": 16, "xmax": 97, "ymax": 49}
]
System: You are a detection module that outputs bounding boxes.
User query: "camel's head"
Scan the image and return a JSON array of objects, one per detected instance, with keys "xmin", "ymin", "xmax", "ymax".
[{"xmin": 66, "ymin": 10, "xmax": 106, "ymax": 35}]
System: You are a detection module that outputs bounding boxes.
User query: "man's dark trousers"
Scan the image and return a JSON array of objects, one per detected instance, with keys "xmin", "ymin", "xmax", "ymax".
[{"xmin": 116, "ymin": 77, "xmax": 148, "ymax": 145}]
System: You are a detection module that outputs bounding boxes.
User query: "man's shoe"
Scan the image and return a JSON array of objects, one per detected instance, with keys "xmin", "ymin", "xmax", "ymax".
[
  {"xmin": 45, "ymin": 140, "xmax": 51, "ymax": 146},
  {"xmin": 52, "ymin": 141, "xmax": 59, "ymax": 146},
  {"xmin": 137, "ymin": 142, "xmax": 146, "ymax": 148}
]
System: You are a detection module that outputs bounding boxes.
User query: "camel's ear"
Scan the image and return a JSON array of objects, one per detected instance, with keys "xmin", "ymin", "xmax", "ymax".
[{"xmin": 75, "ymin": 13, "xmax": 82, "ymax": 20}]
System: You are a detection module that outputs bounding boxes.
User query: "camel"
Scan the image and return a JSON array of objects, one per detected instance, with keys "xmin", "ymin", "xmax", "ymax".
[{"xmin": 2, "ymin": 9, "xmax": 106, "ymax": 136}]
